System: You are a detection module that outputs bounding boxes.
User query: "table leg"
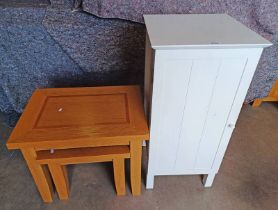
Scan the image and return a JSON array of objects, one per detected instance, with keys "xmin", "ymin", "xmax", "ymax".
[
  {"xmin": 48, "ymin": 163, "xmax": 69, "ymax": 200},
  {"xmin": 252, "ymin": 99, "xmax": 263, "ymax": 107},
  {"xmin": 21, "ymin": 148, "xmax": 54, "ymax": 202},
  {"xmin": 113, "ymin": 157, "xmax": 126, "ymax": 196},
  {"xmin": 130, "ymin": 140, "xmax": 142, "ymax": 196}
]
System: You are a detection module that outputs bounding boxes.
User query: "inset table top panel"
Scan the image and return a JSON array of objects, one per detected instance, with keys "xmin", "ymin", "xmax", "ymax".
[
  {"xmin": 7, "ymin": 86, "xmax": 149, "ymax": 149},
  {"xmin": 36, "ymin": 93, "xmax": 128, "ymax": 128},
  {"xmin": 144, "ymin": 14, "xmax": 272, "ymax": 49}
]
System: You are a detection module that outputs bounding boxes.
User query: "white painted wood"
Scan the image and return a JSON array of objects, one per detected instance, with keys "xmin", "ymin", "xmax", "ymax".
[
  {"xmin": 194, "ymin": 58, "xmax": 248, "ymax": 169},
  {"xmin": 144, "ymin": 14, "xmax": 272, "ymax": 50},
  {"xmin": 154, "ymin": 48, "xmax": 259, "ymax": 60},
  {"xmin": 150, "ymin": 54, "xmax": 193, "ymax": 172},
  {"xmin": 202, "ymin": 173, "xmax": 216, "ymax": 187},
  {"xmin": 144, "ymin": 14, "xmax": 272, "ymax": 189},
  {"xmin": 144, "ymin": 34, "xmax": 154, "ymax": 120},
  {"xmin": 210, "ymin": 48, "xmax": 264, "ymax": 173},
  {"xmin": 146, "ymin": 173, "xmax": 154, "ymax": 189},
  {"xmin": 154, "ymin": 168, "xmax": 213, "ymax": 176},
  {"xmin": 175, "ymin": 59, "xmax": 221, "ymax": 170},
  {"xmin": 143, "ymin": 34, "xmax": 154, "ymax": 147}
]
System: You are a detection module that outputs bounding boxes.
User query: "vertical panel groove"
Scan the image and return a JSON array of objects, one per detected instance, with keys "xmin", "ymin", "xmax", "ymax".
[
  {"xmin": 194, "ymin": 58, "xmax": 248, "ymax": 169},
  {"xmin": 175, "ymin": 59, "xmax": 221, "ymax": 170},
  {"xmin": 209, "ymin": 58, "xmax": 249, "ymax": 170},
  {"xmin": 193, "ymin": 61, "xmax": 223, "ymax": 168},
  {"xmin": 150, "ymin": 57, "xmax": 193, "ymax": 172},
  {"xmin": 173, "ymin": 61, "xmax": 194, "ymax": 169}
]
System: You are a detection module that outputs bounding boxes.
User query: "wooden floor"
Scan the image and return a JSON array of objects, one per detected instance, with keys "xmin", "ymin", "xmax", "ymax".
[{"xmin": 0, "ymin": 103, "xmax": 277, "ymax": 210}]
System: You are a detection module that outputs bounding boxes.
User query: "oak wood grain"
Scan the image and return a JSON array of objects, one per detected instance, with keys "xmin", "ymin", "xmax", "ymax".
[
  {"xmin": 130, "ymin": 140, "xmax": 142, "ymax": 196},
  {"xmin": 113, "ymin": 157, "xmax": 126, "ymax": 196},
  {"xmin": 39, "ymin": 146, "xmax": 130, "ymax": 198},
  {"xmin": 21, "ymin": 148, "xmax": 54, "ymax": 202},
  {"xmin": 7, "ymin": 86, "xmax": 149, "ymax": 149},
  {"xmin": 37, "ymin": 146, "xmax": 130, "ymax": 165},
  {"xmin": 253, "ymin": 79, "xmax": 278, "ymax": 107},
  {"xmin": 7, "ymin": 86, "xmax": 149, "ymax": 200},
  {"xmin": 48, "ymin": 163, "xmax": 69, "ymax": 200}
]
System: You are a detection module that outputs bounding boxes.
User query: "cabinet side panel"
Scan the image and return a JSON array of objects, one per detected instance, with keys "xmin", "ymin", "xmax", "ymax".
[
  {"xmin": 144, "ymin": 34, "xmax": 154, "ymax": 122},
  {"xmin": 175, "ymin": 59, "xmax": 221, "ymax": 171},
  {"xmin": 149, "ymin": 56, "xmax": 192, "ymax": 172},
  {"xmin": 195, "ymin": 58, "xmax": 247, "ymax": 169}
]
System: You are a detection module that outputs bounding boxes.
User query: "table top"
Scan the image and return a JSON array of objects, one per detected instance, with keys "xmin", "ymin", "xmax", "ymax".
[
  {"xmin": 144, "ymin": 14, "xmax": 272, "ymax": 49},
  {"xmin": 7, "ymin": 86, "xmax": 149, "ymax": 149}
]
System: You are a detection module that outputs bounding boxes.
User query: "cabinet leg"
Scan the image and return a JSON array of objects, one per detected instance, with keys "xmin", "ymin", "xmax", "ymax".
[
  {"xmin": 202, "ymin": 173, "xmax": 216, "ymax": 187},
  {"xmin": 146, "ymin": 173, "xmax": 154, "ymax": 189}
]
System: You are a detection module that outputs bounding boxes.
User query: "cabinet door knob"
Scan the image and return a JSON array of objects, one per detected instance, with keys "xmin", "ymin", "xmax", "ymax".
[{"xmin": 228, "ymin": 123, "xmax": 235, "ymax": 128}]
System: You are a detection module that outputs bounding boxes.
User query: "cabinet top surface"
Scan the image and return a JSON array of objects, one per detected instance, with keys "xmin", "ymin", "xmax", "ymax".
[{"xmin": 144, "ymin": 14, "xmax": 272, "ymax": 49}]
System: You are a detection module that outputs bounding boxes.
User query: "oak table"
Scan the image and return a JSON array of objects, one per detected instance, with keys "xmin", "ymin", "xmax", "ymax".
[{"xmin": 6, "ymin": 85, "xmax": 149, "ymax": 202}]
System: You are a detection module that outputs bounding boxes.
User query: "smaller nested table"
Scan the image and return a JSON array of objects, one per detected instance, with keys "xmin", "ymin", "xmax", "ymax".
[{"xmin": 6, "ymin": 86, "xmax": 149, "ymax": 202}]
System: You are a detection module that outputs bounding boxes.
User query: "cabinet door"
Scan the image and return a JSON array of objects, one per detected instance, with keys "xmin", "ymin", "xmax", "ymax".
[
  {"xmin": 149, "ymin": 58, "xmax": 192, "ymax": 173},
  {"xmin": 175, "ymin": 58, "xmax": 247, "ymax": 171}
]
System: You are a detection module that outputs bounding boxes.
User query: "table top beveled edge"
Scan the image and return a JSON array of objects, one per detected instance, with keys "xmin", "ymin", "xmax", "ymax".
[
  {"xmin": 6, "ymin": 85, "xmax": 150, "ymax": 150},
  {"xmin": 6, "ymin": 133, "xmax": 150, "ymax": 150}
]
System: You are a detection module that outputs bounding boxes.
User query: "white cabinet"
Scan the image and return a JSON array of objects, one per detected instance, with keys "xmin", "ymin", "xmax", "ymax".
[{"xmin": 144, "ymin": 14, "xmax": 272, "ymax": 188}]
